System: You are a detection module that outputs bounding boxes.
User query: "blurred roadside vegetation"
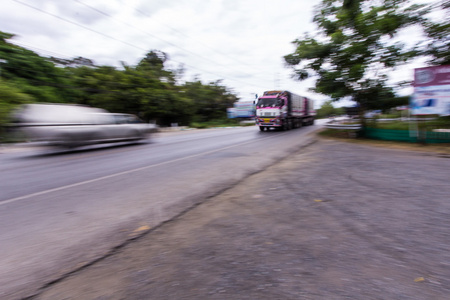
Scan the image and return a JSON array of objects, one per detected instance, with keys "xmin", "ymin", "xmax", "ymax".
[
  {"xmin": 0, "ymin": 31, "xmax": 239, "ymax": 136},
  {"xmin": 367, "ymin": 116, "xmax": 450, "ymax": 131},
  {"xmin": 190, "ymin": 118, "xmax": 254, "ymax": 129},
  {"xmin": 285, "ymin": 0, "xmax": 450, "ymax": 126},
  {"xmin": 315, "ymin": 100, "xmax": 345, "ymax": 118},
  {"xmin": 318, "ymin": 128, "xmax": 450, "ymax": 154},
  {"xmin": 321, "ymin": 114, "xmax": 450, "ymax": 146},
  {"xmin": 2, "ymin": 1, "xmax": 449, "ymax": 139}
]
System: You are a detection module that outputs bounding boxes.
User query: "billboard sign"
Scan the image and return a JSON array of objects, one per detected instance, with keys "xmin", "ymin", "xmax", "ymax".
[
  {"xmin": 412, "ymin": 65, "xmax": 450, "ymax": 115},
  {"xmin": 228, "ymin": 101, "xmax": 255, "ymax": 118},
  {"xmin": 227, "ymin": 107, "xmax": 237, "ymax": 118}
]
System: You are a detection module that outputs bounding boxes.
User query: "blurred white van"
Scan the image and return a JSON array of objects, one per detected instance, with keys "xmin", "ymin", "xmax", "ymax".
[{"xmin": 11, "ymin": 103, "xmax": 155, "ymax": 148}]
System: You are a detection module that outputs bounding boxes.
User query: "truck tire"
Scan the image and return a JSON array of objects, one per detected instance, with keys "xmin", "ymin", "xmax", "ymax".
[{"xmin": 259, "ymin": 126, "xmax": 265, "ymax": 132}]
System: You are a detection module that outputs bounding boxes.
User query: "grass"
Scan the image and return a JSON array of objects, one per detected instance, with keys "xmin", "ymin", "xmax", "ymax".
[
  {"xmin": 360, "ymin": 116, "xmax": 450, "ymax": 131},
  {"xmin": 318, "ymin": 128, "xmax": 450, "ymax": 155},
  {"xmin": 370, "ymin": 121, "xmax": 410, "ymax": 130},
  {"xmin": 0, "ymin": 128, "xmax": 28, "ymax": 144},
  {"xmin": 190, "ymin": 118, "xmax": 254, "ymax": 129},
  {"xmin": 318, "ymin": 128, "xmax": 360, "ymax": 139}
]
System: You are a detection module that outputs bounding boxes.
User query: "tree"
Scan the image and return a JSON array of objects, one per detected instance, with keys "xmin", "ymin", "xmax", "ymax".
[
  {"xmin": 0, "ymin": 82, "xmax": 34, "ymax": 137},
  {"xmin": 182, "ymin": 79, "xmax": 238, "ymax": 123},
  {"xmin": 284, "ymin": 0, "xmax": 426, "ymax": 125},
  {"xmin": 421, "ymin": 0, "xmax": 450, "ymax": 65},
  {"xmin": 136, "ymin": 50, "xmax": 169, "ymax": 79},
  {"xmin": 316, "ymin": 100, "xmax": 344, "ymax": 118},
  {"xmin": 49, "ymin": 56, "xmax": 95, "ymax": 68},
  {"xmin": 0, "ymin": 31, "xmax": 241, "ymax": 129},
  {"xmin": 0, "ymin": 31, "xmax": 76, "ymax": 103}
]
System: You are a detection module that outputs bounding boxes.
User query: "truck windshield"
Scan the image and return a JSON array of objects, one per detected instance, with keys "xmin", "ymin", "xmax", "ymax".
[{"xmin": 256, "ymin": 98, "xmax": 283, "ymax": 107}]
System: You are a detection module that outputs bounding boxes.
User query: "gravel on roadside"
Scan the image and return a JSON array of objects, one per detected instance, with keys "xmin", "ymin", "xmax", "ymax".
[{"xmin": 34, "ymin": 138, "xmax": 450, "ymax": 300}]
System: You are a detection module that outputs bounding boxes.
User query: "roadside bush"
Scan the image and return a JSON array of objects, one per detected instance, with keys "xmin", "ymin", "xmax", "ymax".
[
  {"xmin": 318, "ymin": 128, "xmax": 361, "ymax": 139},
  {"xmin": 190, "ymin": 122, "xmax": 209, "ymax": 129},
  {"xmin": 370, "ymin": 117, "xmax": 450, "ymax": 131},
  {"xmin": 190, "ymin": 118, "xmax": 243, "ymax": 129},
  {"xmin": 371, "ymin": 121, "xmax": 410, "ymax": 130},
  {"xmin": 379, "ymin": 110, "xmax": 403, "ymax": 119},
  {"xmin": 428, "ymin": 116, "xmax": 450, "ymax": 129}
]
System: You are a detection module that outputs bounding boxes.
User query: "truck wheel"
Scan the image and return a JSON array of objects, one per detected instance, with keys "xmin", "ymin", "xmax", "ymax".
[{"xmin": 259, "ymin": 126, "xmax": 265, "ymax": 131}]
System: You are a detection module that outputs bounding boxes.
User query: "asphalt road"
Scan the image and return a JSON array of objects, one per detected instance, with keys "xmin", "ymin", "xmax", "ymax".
[
  {"xmin": 0, "ymin": 123, "xmax": 320, "ymax": 299},
  {"xmin": 34, "ymin": 137, "xmax": 450, "ymax": 300}
]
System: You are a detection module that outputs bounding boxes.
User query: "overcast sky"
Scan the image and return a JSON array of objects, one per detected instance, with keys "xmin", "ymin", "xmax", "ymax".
[{"xmin": 1, "ymin": 0, "xmax": 433, "ymax": 107}]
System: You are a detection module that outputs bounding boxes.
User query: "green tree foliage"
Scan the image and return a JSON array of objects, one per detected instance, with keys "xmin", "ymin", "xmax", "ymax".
[
  {"xmin": 316, "ymin": 100, "xmax": 344, "ymax": 118},
  {"xmin": 370, "ymin": 95, "xmax": 410, "ymax": 111},
  {"xmin": 284, "ymin": 0, "xmax": 426, "ymax": 121},
  {"xmin": 0, "ymin": 31, "xmax": 74, "ymax": 103},
  {"xmin": 63, "ymin": 60, "xmax": 192, "ymax": 126},
  {"xmin": 183, "ymin": 79, "xmax": 238, "ymax": 123},
  {"xmin": 422, "ymin": 0, "xmax": 450, "ymax": 65},
  {"xmin": 0, "ymin": 82, "xmax": 33, "ymax": 136},
  {"xmin": 0, "ymin": 32, "xmax": 239, "ymax": 129}
]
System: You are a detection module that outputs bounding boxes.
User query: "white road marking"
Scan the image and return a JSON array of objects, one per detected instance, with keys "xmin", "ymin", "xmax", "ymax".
[{"xmin": 1, "ymin": 133, "xmax": 289, "ymax": 206}]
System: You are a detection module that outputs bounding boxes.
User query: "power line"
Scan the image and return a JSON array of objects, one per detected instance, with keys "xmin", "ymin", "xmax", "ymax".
[
  {"xmin": 12, "ymin": 41, "xmax": 75, "ymax": 61},
  {"xmin": 3, "ymin": 41, "xmax": 269, "ymax": 92},
  {"xmin": 10, "ymin": 0, "xmax": 269, "ymax": 90},
  {"xmin": 128, "ymin": 2, "xmax": 269, "ymax": 73},
  {"xmin": 11, "ymin": 41, "xmax": 268, "ymax": 91},
  {"xmin": 73, "ymin": 0, "xmax": 227, "ymax": 68},
  {"xmin": 11, "ymin": 0, "xmax": 144, "ymax": 51},
  {"xmin": 73, "ymin": 0, "xmax": 270, "ymax": 79}
]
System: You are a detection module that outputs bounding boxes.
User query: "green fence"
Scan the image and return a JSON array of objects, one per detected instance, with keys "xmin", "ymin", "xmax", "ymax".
[{"xmin": 363, "ymin": 128, "xmax": 450, "ymax": 143}]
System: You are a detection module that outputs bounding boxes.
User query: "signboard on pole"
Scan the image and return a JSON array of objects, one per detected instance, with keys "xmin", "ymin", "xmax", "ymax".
[
  {"xmin": 228, "ymin": 101, "xmax": 255, "ymax": 118},
  {"xmin": 411, "ymin": 65, "xmax": 450, "ymax": 115}
]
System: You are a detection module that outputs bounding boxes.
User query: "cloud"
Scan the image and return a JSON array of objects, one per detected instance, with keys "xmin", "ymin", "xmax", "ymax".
[
  {"xmin": 2, "ymin": 0, "xmax": 327, "ymax": 101},
  {"xmin": 52, "ymin": 0, "xmax": 110, "ymax": 25}
]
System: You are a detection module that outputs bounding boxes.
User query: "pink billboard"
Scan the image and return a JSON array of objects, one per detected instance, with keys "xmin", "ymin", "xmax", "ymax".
[
  {"xmin": 412, "ymin": 65, "xmax": 450, "ymax": 115},
  {"xmin": 414, "ymin": 65, "xmax": 450, "ymax": 87}
]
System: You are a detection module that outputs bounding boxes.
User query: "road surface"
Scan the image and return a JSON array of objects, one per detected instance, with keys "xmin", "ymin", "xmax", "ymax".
[
  {"xmin": 35, "ymin": 138, "xmax": 450, "ymax": 300},
  {"xmin": 0, "ymin": 124, "xmax": 320, "ymax": 299}
]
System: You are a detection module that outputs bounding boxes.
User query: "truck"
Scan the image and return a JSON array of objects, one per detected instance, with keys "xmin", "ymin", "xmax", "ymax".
[
  {"xmin": 255, "ymin": 90, "xmax": 315, "ymax": 131},
  {"xmin": 10, "ymin": 103, "xmax": 156, "ymax": 148}
]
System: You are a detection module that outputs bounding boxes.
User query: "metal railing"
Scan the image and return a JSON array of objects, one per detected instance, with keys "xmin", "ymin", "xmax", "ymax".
[{"xmin": 324, "ymin": 123, "xmax": 361, "ymax": 130}]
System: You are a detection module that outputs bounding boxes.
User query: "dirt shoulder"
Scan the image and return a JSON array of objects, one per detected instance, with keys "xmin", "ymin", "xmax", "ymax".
[
  {"xmin": 319, "ymin": 131, "xmax": 450, "ymax": 156},
  {"xmin": 35, "ymin": 138, "xmax": 450, "ymax": 300}
]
